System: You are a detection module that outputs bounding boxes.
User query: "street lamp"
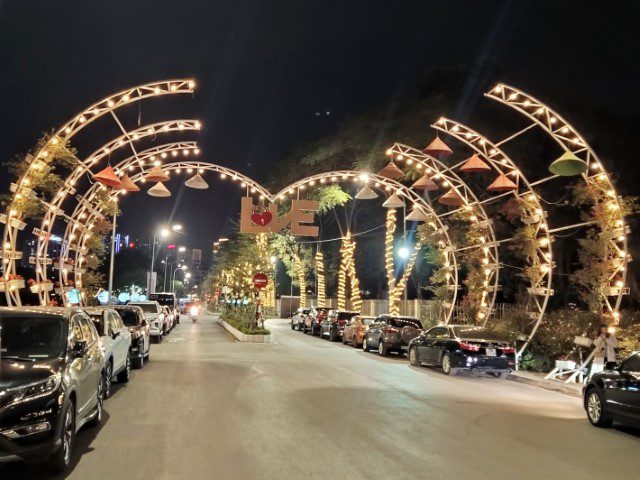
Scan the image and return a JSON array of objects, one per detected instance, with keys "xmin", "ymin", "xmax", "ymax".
[
  {"xmin": 398, "ymin": 246, "xmax": 411, "ymax": 260},
  {"xmin": 148, "ymin": 224, "xmax": 183, "ymax": 294},
  {"xmin": 171, "ymin": 265, "xmax": 188, "ymax": 293}
]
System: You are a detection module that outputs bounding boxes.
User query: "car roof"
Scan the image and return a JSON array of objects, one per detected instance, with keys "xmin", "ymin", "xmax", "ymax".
[
  {"xmin": 0, "ymin": 306, "xmax": 83, "ymax": 319},
  {"xmin": 150, "ymin": 292, "xmax": 175, "ymax": 295},
  {"xmin": 128, "ymin": 301, "xmax": 156, "ymax": 304},
  {"xmin": 84, "ymin": 307, "xmax": 115, "ymax": 314}
]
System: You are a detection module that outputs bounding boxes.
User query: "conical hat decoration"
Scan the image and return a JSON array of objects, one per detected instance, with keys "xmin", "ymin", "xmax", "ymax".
[
  {"xmin": 185, "ymin": 173, "xmax": 209, "ymax": 189},
  {"xmin": 549, "ymin": 151, "xmax": 588, "ymax": 177},
  {"xmin": 377, "ymin": 161, "xmax": 404, "ymax": 180},
  {"xmin": 119, "ymin": 173, "xmax": 140, "ymax": 192},
  {"xmin": 487, "ymin": 173, "xmax": 518, "ymax": 193},
  {"xmin": 354, "ymin": 185, "xmax": 378, "ymax": 200},
  {"xmin": 439, "ymin": 188, "xmax": 464, "ymax": 206},
  {"xmin": 145, "ymin": 166, "xmax": 170, "ymax": 183},
  {"xmin": 382, "ymin": 193, "xmax": 405, "ymax": 208},
  {"xmin": 93, "ymin": 166, "xmax": 122, "ymax": 188},
  {"xmin": 405, "ymin": 205, "xmax": 430, "ymax": 222},
  {"xmin": 459, "ymin": 154, "xmax": 491, "ymax": 173},
  {"xmin": 422, "ymin": 136, "xmax": 453, "ymax": 157},
  {"xmin": 148, "ymin": 182, "xmax": 171, "ymax": 197},
  {"xmin": 411, "ymin": 172, "xmax": 439, "ymax": 191}
]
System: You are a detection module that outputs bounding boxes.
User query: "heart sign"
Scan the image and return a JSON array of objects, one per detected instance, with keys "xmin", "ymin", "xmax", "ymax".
[{"xmin": 251, "ymin": 211, "xmax": 272, "ymax": 227}]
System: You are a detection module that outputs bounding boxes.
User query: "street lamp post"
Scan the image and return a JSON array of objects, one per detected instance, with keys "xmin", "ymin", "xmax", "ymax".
[
  {"xmin": 171, "ymin": 265, "xmax": 188, "ymax": 293},
  {"xmin": 162, "ymin": 246, "xmax": 186, "ymax": 291},
  {"xmin": 148, "ymin": 224, "xmax": 183, "ymax": 294}
]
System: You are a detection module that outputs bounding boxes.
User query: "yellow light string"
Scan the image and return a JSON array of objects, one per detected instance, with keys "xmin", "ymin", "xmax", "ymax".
[
  {"xmin": 337, "ymin": 232, "xmax": 361, "ymax": 311},
  {"xmin": 388, "ymin": 241, "xmax": 422, "ymax": 315},
  {"xmin": 294, "ymin": 255, "xmax": 306, "ymax": 308},
  {"xmin": 316, "ymin": 250, "xmax": 326, "ymax": 307},
  {"xmin": 385, "ymin": 208, "xmax": 397, "ymax": 293}
]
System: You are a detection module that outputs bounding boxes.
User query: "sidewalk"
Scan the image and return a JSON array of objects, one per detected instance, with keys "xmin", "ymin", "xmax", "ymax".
[{"xmin": 508, "ymin": 370, "xmax": 583, "ymax": 398}]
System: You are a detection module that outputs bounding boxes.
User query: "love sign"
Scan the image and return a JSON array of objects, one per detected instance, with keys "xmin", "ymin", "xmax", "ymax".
[
  {"xmin": 239, "ymin": 197, "xmax": 319, "ymax": 236},
  {"xmin": 250, "ymin": 211, "xmax": 273, "ymax": 227}
]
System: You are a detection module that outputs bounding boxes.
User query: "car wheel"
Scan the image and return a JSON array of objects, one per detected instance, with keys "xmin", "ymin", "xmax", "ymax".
[
  {"xmin": 103, "ymin": 362, "xmax": 112, "ymax": 399},
  {"xmin": 491, "ymin": 371, "xmax": 509, "ymax": 379},
  {"xmin": 157, "ymin": 333, "xmax": 163, "ymax": 344},
  {"xmin": 441, "ymin": 353, "xmax": 457, "ymax": 375},
  {"xmin": 362, "ymin": 336, "xmax": 369, "ymax": 352},
  {"xmin": 87, "ymin": 378, "xmax": 104, "ymax": 428},
  {"xmin": 329, "ymin": 329, "xmax": 337, "ymax": 342},
  {"xmin": 586, "ymin": 389, "xmax": 613, "ymax": 427},
  {"xmin": 118, "ymin": 355, "xmax": 131, "ymax": 383},
  {"xmin": 46, "ymin": 400, "xmax": 75, "ymax": 473},
  {"xmin": 409, "ymin": 347, "xmax": 420, "ymax": 366},
  {"xmin": 133, "ymin": 353, "xmax": 144, "ymax": 369},
  {"xmin": 378, "ymin": 340, "xmax": 388, "ymax": 357},
  {"xmin": 342, "ymin": 334, "xmax": 348, "ymax": 345}
]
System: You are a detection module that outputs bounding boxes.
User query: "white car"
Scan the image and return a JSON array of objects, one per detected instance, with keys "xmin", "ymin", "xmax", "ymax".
[
  {"xmin": 161, "ymin": 306, "xmax": 175, "ymax": 332},
  {"xmin": 129, "ymin": 301, "xmax": 167, "ymax": 342},
  {"xmin": 85, "ymin": 307, "xmax": 132, "ymax": 398}
]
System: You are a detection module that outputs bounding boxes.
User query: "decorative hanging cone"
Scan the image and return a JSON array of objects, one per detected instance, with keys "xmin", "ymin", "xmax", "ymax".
[
  {"xmin": 355, "ymin": 185, "xmax": 378, "ymax": 200},
  {"xmin": 459, "ymin": 154, "xmax": 491, "ymax": 173},
  {"xmin": 405, "ymin": 205, "xmax": 430, "ymax": 222},
  {"xmin": 145, "ymin": 166, "xmax": 170, "ymax": 183},
  {"xmin": 147, "ymin": 182, "xmax": 171, "ymax": 198},
  {"xmin": 439, "ymin": 188, "xmax": 464, "ymax": 206},
  {"xmin": 549, "ymin": 150, "xmax": 588, "ymax": 176},
  {"xmin": 119, "ymin": 173, "xmax": 140, "ymax": 192},
  {"xmin": 185, "ymin": 173, "xmax": 209, "ymax": 189},
  {"xmin": 93, "ymin": 166, "xmax": 122, "ymax": 188},
  {"xmin": 382, "ymin": 193, "xmax": 405, "ymax": 208},
  {"xmin": 422, "ymin": 136, "xmax": 453, "ymax": 157},
  {"xmin": 377, "ymin": 160, "xmax": 404, "ymax": 180},
  {"xmin": 411, "ymin": 172, "xmax": 439, "ymax": 191},
  {"xmin": 487, "ymin": 173, "xmax": 518, "ymax": 193}
]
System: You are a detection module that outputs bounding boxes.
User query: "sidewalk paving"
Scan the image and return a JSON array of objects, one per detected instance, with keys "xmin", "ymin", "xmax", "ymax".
[{"xmin": 508, "ymin": 370, "xmax": 583, "ymax": 398}]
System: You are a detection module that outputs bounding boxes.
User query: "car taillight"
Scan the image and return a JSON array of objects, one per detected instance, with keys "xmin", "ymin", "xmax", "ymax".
[
  {"xmin": 459, "ymin": 341, "xmax": 480, "ymax": 352},
  {"xmin": 502, "ymin": 346, "xmax": 516, "ymax": 354}
]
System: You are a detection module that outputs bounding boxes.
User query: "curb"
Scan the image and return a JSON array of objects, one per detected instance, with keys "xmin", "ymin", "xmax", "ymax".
[
  {"xmin": 217, "ymin": 318, "xmax": 273, "ymax": 343},
  {"xmin": 508, "ymin": 373, "xmax": 582, "ymax": 398}
]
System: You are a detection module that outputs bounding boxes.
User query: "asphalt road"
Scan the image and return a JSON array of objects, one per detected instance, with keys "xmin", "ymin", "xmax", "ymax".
[{"xmin": 3, "ymin": 314, "xmax": 639, "ymax": 480}]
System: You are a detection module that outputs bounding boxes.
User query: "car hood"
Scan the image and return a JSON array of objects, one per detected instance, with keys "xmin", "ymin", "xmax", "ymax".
[{"xmin": 0, "ymin": 357, "xmax": 62, "ymax": 390}]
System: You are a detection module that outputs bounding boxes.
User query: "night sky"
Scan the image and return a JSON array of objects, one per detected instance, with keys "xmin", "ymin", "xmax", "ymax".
[{"xmin": 1, "ymin": 0, "xmax": 638, "ymax": 258}]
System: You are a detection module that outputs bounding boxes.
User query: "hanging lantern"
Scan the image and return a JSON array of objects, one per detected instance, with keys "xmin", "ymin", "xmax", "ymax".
[
  {"xmin": 148, "ymin": 182, "xmax": 171, "ymax": 197},
  {"xmin": 439, "ymin": 188, "xmax": 464, "ymax": 206},
  {"xmin": 549, "ymin": 151, "xmax": 588, "ymax": 176},
  {"xmin": 487, "ymin": 173, "xmax": 518, "ymax": 193},
  {"xmin": 405, "ymin": 205, "xmax": 429, "ymax": 222},
  {"xmin": 382, "ymin": 193, "xmax": 405, "ymax": 208},
  {"xmin": 377, "ymin": 161, "xmax": 404, "ymax": 180},
  {"xmin": 145, "ymin": 166, "xmax": 170, "ymax": 182},
  {"xmin": 119, "ymin": 173, "xmax": 140, "ymax": 192},
  {"xmin": 422, "ymin": 136, "xmax": 453, "ymax": 157},
  {"xmin": 459, "ymin": 154, "xmax": 491, "ymax": 173},
  {"xmin": 185, "ymin": 173, "xmax": 209, "ymax": 189},
  {"xmin": 93, "ymin": 166, "xmax": 122, "ymax": 188},
  {"xmin": 355, "ymin": 185, "xmax": 378, "ymax": 200},
  {"xmin": 411, "ymin": 173, "xmax": 439, "ymax": 191}
]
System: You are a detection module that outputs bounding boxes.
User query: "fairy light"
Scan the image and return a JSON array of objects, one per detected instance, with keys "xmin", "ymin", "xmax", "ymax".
[{"xmin": 316, "ymin": 250, "xmax": 326, "ymax": 308}]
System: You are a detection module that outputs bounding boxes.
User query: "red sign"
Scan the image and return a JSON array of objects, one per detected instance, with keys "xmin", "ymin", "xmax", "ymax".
[
  {"xmin": 252, "ymin": 273, "xmax": 268, "ymax": 289},
  {"xmin": 167, "ymin": 244, "xmax": 176, "ymax": 249}
]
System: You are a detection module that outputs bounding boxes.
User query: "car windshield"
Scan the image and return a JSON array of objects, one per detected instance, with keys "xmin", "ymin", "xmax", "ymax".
[
  {"xmin": 149, "ymin": 295, "xmax": 175, "ymax": 307},
  {"xmin": 362, "ymin": 318, "xmax": 375, "ymax": 326},
  {"xmin": 452, "ymin": 327, "xmax": 502, "ymax": 340},
  {"xmin": 0, "ymin": 315, "xmax": 67, "ymax": 360},
  {"xmin": 337, "ymin": 312, "xmax": 357, "ymax": 320},
  {"xmin": 117, "ymin": 310, "xmax": 140, "ymax": 327},
  {"xmin": 131, "ymin": 303, "xmax": 158, "ymax": 313}
]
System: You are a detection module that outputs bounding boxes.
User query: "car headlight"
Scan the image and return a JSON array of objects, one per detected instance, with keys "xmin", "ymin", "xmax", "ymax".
[
  {"xmin": 2, "ymin": 373, "xmax": 62, "ymax": 406},
  {"xmin": 190, "ymin": 306, "xmax": 199, "ymax": 315}
]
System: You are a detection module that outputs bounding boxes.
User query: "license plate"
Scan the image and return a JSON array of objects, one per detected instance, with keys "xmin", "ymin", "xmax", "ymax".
[{"xmin": 485, "ymin": 348, "xmax": 496, "ymax": 357}]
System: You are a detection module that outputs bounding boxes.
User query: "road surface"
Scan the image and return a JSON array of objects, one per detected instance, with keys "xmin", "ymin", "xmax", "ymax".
[{"xmin": 3, "ymin": 314, "xmax": 638, "ymax": 479}]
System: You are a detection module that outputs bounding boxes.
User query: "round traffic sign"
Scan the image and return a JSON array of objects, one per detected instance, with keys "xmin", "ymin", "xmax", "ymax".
[{"xmin": 252, "ymin": 273, "xmax": 268, "ymax": 289}]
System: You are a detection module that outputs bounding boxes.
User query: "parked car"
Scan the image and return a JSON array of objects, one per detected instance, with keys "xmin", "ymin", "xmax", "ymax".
[
  {"xmin": 149, "ymin": 292, "xmax": 180, "ymax": 324},
  {"xmin": 583, "ymin": 351, "xmax": 640, "ymax": 428},
  {"xmin": 320, "ymin": 310, "xmax": 359, "ymax": 341},
  {"xmin": 161, "ymin": 306, "xmax": 175, "ymax": 333},
  {"xmin": 85, "ymin": 307, "xmax": 133, "ymax": 397},
  {"xmin": 128, "ymin": 300, "xmax": 166, "ymax": 342},
  {"xmin": 310, "ymin": 307, "xmax": 331, "ymax": 335},
  {"xmin": 290, "ymin": 308, "xmax": 310, "ymax": 331},
  {"xmin": 408, "ymin": 324, "xmax": 516, "ymax": 376},
  {"xmin": 0, "ymin": 307, "xmax": 105, "ymax": 473},
  {"xmin": 363, "ymin": 315, "xmax": 423, "ymax": 356},
  {"xmin": 342, "ymin": 315, "xmax": 376, "ymax": 347},
  {"xmin": 113, "ymin": 305, "xmax": 150, "ymax": 369}
]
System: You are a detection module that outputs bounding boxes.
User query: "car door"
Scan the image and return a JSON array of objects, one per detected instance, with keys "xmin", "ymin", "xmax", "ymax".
[
  {"xmin": 114, "ymin": 313, "xmax": 131, "ymax": 363},
  {"xmin": 416, "ymin": 328, "xmax": 437, "ymax": 362},
  {"xmin": 425, "ymin": 327, "xmax": 449, "ymax": 364},
  {"xmin": 78, "ymin": 316, "xmax": 103, "ymax": 414},
  {"xmin": 609, "ymin": 354, "xmax": 640, "ymax": 420},
  {"xmin": 69, "ymin": 315, "xmax": 92, "ymax": 415},
  {"xmin": 107, "ymin": 312, "xmax": 124, "ymax": 372}
]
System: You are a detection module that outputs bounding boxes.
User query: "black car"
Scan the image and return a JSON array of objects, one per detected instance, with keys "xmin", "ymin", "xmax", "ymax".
[
  {"xmin": 112, "ymin": 305, "xmax": 151, "ymax": 369},
  {"xmin": 320, "ymin": 310, "xmax": 358, "ymax": 341},
  {"xmin": 0, "ymin": 307, "xmax": 105, "ymax": 473},
  {"xmin": 583, "ymin": 352, "xmax": 640, "ymax": 428},
  {"xmin": 363, "ymin": 315, "xmax": 423, "ymax": 356},
  {"xmin": 408, "ymin": 324, "xmax": 516, "ymax": 376}
]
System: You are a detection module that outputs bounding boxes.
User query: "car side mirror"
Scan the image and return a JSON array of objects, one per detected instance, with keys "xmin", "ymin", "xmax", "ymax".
[{"xmin": 72, "ymin": 340, "xmax": 87, "ymax": 358}]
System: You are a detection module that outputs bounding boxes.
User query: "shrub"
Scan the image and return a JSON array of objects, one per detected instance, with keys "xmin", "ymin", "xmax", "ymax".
[{"xmin": 221, "ymin": 305, "xmax": 271, "ymax": 335}]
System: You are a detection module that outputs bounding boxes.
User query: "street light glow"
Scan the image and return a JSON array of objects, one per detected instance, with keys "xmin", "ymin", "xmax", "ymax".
[
  {"xmin": 173, "ymin": 224, "xmax": 182, "ymax": 231},
  {"xmin": 178, "ymin": 246, "xmax": 186, "ymax": 252},
  {"xmin": 398, "ymin": 246, "xmax": 411, "ymax": 259},
  {"xmin": 159, "ymin": 228, "xmax": 170, "ymax": 238},
  {"xmin": 181, "ymin": 265, "xmax": 187, "ymax": 270},
  {"xmin": 270, "ymin": 255, "xmax": 277, "ymax": 264}
]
